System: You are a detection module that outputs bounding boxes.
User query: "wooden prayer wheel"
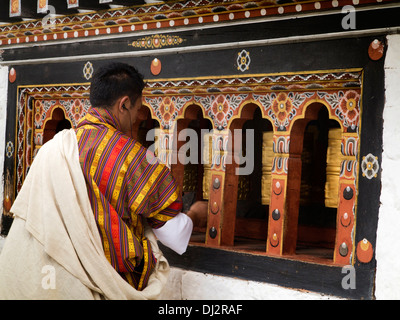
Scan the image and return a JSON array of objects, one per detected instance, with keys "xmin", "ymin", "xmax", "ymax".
[
  {"xmin": 202, "ymin": 133, "xmax": 213, "ymax": 200},
  {"xmin": 261, "ymin": 131, "xmax": 274, "ymax": 205},
  {"xmin": 183, "ymin": 163, "xmax": 198, "ymax": 192},
  {"xmin": 300, "ymin": 126, "xmax": 319, "ymax": 206},
  {"xmin": 325, "ymin": 128, "xmax": 343, "ymax": 208}
]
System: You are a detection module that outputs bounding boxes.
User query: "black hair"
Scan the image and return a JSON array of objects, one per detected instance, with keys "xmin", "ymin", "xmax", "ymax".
[{"xmin": 89, "ymin": 62, "xmax": 145, "ymax": 109}]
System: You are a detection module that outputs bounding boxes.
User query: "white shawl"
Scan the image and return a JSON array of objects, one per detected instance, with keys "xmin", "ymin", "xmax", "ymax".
[{"xmin": 0, "ymin": 129, "xmax": 169, "ymax": 300}]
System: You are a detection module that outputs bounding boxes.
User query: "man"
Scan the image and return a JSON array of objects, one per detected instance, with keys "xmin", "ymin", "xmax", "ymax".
[
  {"xmin": 75, "ymin": 62, "xmax": 193, "ymax": 290},
  {"xmin": 0, "ymin": 62, "xmax": 198, "ymax": 299}
]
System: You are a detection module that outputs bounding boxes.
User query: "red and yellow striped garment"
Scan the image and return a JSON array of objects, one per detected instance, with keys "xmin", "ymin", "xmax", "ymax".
[{"xmin": 75, "ymin": 107, "xmax": 182, "ymax": 290}]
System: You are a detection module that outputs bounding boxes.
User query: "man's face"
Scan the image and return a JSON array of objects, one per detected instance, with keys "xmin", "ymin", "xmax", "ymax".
[
  {"xmin": 129, "ymin": 95, "xmax": 142, "ymax": 125},
  {"xmin": 121, "ymin": 94, "xmax": 142, "ymax": 138}
]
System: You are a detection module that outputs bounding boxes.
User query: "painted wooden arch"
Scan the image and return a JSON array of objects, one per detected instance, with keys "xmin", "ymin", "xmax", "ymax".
[
  {"xmin": 12, "ymin": 69, "xmax": 362, "ymax": 265},
  {"xmin": 141, "ymin": 70, "xmax": 361, "ymax": 264}
]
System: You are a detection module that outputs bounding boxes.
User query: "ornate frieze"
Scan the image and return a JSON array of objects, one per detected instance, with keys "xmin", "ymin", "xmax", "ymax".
[{"xmin": 0, "ymin": 0, "xmax": 396, "ymax": 47}]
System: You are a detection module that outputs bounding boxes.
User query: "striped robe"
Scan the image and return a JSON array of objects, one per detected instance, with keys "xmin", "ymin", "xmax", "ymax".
[{"xmin": 75, "ymin": 108, "xmax": 181, "ymax": 290}]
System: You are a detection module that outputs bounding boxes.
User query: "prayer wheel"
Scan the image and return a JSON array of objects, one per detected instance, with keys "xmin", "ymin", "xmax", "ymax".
[
  {"xmin": 325, "ymin": 128, "xmax": 342, "ymax": 208},
  {"xmin": 202, "ymin": 133, "xmax": 213, "ymax": 200},
  {"xmin": 261, "ymin": 131, "xmax": 274, "ymax": 205},
  {"xmin": 300, "ymin": 126, "xmax": 318, "ymax": 206},
  {"xmin": 183, "ymin": 163, "xmax": 198, "ymax": 192},
  {"xmin": 237, "ymin": 175, "xmax": 250, "ymax": 201}
]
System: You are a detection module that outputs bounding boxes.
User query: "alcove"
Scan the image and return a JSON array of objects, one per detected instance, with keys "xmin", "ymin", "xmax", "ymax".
[
  {"xmin": 182, "ymin": 111, "xmax": 213, "ymax": 212},
  {"xmin": 42, "ymin": 107, "xmax": 72, "ymax": 144},
  {"xmin": 171, "ymin": 105, "xmax": 213, "ymax": 242},
  {"xmin": 286, "ymin": 103, "xmax": 341, "ymax": 261},
  {"xmin": 223, "ymin": 104, "xmax": 273, "ymax": 252},
  {"xmin": 236, "ymin": 108, "xmax": 273, "ymax": 242}
]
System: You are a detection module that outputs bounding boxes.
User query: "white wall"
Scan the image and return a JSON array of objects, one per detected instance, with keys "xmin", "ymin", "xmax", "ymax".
[
  {"xmin": 158, "ymin": 267, "xmax": 340, "ymax": 300},
  {"xmin": 0, "ymin": 65, "xmax": 8, "ymax": 249},
  {"xmin": 375, "ymin": 34, "xmax": 400, "ymax": 300}
]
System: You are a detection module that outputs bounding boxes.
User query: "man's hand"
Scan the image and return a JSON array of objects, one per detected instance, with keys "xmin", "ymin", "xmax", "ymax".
[{"xmin": 186, "ymin": 201, "xmax": 208, "ymax": 229}]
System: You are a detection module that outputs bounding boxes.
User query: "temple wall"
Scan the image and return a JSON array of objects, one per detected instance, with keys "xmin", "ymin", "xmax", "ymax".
[
  {"xmin": 0, "ymin": 1, "xmax": 398, "ymax": 300},
  {"xmin": 1, "ymin": 35, "xmax": 400, "ymax": 298},
  {"xmin": 375, "ymin": 34, "xmax": 400, "ymax": 299},
  {"xmin": 1, "ymin": 34, "xmax": 399, "ymax": 299}
]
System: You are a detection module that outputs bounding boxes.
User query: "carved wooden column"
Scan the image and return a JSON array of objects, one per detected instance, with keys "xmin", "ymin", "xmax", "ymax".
[
  {"xmin": 334, "ymin": 132, "xmax": 358, "ymax": 265},
  {"xmin": 156, "ymin": 128, "xmax": 172, "ymax": 168},
  {"xmin": 206, "ymin": 130, "xmax": 230, "ymax": 246},
  {"xmin": 266, "ymin": 132, "xmax": 289, "ymax": 255}
]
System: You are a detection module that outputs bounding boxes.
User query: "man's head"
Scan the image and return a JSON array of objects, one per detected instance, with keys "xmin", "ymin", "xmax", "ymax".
[{"xmin": 90, "ymin": 62, "xmax": 145, "ymax": 136}]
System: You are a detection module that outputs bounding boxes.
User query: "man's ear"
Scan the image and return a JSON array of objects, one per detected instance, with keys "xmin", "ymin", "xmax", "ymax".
[{"xmin": 117, "ymin": 96, "xmax": 130, "ymax": 113}]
